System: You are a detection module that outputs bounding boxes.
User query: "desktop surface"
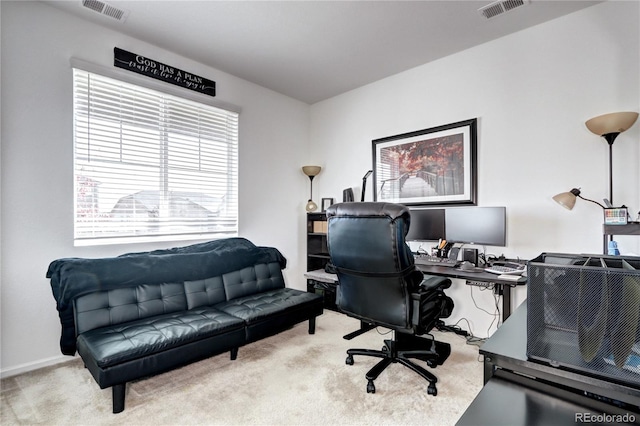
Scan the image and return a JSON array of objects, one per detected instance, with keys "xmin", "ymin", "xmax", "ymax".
[
  {"xmin": 416, "ymin": 263, "xmax": 527, "ymax": 286},
  {"xmin": 305, "ymin": 264, "xmax": 527, "ymax": 287}
]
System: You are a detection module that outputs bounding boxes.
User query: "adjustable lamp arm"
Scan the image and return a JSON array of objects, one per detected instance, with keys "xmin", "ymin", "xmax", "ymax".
[{"xmin": 577, "ymin": 194, "xmax": 606, "ymax": 209}]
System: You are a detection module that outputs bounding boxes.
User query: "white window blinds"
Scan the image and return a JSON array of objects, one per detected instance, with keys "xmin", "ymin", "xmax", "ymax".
[{"xmin": 73, "ymin": 68, "xmax": 238, "ymax": 245}]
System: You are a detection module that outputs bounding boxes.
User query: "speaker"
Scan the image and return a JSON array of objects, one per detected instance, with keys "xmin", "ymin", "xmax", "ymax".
[
  {"xmin": 448, "ymin": 247, "xmax": 460, "ymax": 261},
  {"xmin": 462, "ymin": 248, "xmax": 478, "ymax": 265}
]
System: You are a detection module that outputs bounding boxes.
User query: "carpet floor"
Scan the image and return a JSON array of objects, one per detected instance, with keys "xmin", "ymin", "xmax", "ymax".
[{"xmin": 1, "ymin": 310, "xmax": 483, "ymax": 425}]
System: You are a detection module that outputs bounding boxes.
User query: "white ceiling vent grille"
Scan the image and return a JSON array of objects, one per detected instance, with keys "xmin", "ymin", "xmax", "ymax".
[
  {"xmin": 478, "ymin": 0, "xmax": 529, "ymax": 19},
  {"xmin": 81, "ymin": 0, "xmax": 130, "ymax": 22}
]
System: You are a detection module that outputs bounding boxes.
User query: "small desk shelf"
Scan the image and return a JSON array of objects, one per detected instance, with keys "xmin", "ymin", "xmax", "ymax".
[{"xmin": 602, "ymin": 222, "xmax": 640, "ymax": 253}]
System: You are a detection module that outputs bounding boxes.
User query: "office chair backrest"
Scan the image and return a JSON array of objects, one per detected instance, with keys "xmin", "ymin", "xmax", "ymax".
[{"xmin": 326, "ymin": 202, "xmax": 423, "ymax": 330}]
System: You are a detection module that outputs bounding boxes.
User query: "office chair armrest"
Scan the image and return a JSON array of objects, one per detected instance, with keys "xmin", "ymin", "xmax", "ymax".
[
  {"xmin": 410, "ymin": 292, "xmax": 422, "ymax": 326},
  {"xmin": 411, "ymin": 277, "xmax": 453, "ymax": 326},
  {"xmin": 420, "ymin": 275, "xmax": 452, "ymax": 291}
]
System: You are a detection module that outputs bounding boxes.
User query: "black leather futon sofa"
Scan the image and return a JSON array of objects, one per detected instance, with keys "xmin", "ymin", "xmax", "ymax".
[{"xmin": 47, "ymin": 238, "xmax": 323, "ymax": 413}]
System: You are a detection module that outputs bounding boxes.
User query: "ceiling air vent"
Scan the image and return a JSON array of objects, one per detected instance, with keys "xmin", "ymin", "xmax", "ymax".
[
  {"xmin": 81, "ymin": 0, "xmax": 130, "ymax": 22},
  {"xmin": 478, "ymin": 0, "xmax": 529, "ymax": 20}
]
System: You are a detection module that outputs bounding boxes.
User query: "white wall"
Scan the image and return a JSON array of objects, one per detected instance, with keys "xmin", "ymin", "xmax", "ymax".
[
  {"xmin": 309, "ymin": 1, "xmax": 639, "ymax": 338},
  {"xmin": 1, "ymin": 0, "xmax": 639, "ymax": 377},
  {"xmin": 0, "ymin": 1, "xmax": 310, "ymax": 376}
]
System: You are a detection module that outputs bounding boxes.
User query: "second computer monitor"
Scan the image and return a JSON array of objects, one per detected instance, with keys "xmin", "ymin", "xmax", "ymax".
[{"xmin": 445, "ymin": 206, "xmax": 506, "ymax": 247}]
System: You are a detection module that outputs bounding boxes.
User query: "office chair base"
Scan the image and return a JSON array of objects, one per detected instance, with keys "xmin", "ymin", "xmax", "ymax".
[{"xmin": 345, "ymin": 334, "xmax": 450, "ymax": 395}]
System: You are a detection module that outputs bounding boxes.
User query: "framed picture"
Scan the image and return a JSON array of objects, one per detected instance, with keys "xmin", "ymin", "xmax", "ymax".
[
  {"xmin": 321, "ymin": 198, "xmax": 335, "ymax": 212},
  {"xmin": 372, "ymin": 118, "xmax": 477, "ymax": 206}
]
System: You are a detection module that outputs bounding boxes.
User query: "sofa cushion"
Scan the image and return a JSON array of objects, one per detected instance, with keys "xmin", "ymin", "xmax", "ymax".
[
  {"xmin": 184, "ymin": 276, "xmax": 227, "ymax": 309},
  {"xmin": 222, "ymin": 262, "xmax": 285, "ymax": 301},
  {"xmin": 76, "ymin": 307, "xmax": 244, "ymax": 368},
  {"xmin": 74, "ymin": 282, "xmax": 188, "ymax": 334},
  {"xmin": 215, "ymin": 288, "xmax": 321, "ymax": 325}
]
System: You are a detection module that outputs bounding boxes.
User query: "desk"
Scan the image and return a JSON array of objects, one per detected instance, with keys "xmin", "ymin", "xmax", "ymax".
[
  {"xmin": 457, "ymin": 303, "xmax": 640, "ymax": 425},
  {"xmin": 415, "ymin": 264, "xmax": 526, "ymax": 321},
  {"xmin": 305, "ymin": 265, "xmax": 526, "ymax": 323}
]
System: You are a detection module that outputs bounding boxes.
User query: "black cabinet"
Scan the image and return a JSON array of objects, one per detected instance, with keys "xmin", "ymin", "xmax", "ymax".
[{"xmin": 305, "ymin": 212, "xmax": 339, "ymax": 311}]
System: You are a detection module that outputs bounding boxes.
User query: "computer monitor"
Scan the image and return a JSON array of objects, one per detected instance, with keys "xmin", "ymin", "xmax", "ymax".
[
  {"xmin": 405, "ymin": 208, "xmax": 445, "ymax": 242},
  {"xmin": 445, "ymin": 206, "xmax": 506, "ymax": 247}
]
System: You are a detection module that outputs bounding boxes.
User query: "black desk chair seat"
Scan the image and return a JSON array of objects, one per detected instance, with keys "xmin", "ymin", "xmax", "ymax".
[{"xmin": 326, "ymin": 202, "xmax": 454, "ymax": 395}]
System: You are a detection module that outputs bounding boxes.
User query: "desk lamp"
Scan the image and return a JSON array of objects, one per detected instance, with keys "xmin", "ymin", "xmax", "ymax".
[
  {"xmin": 302, "ymin": 165, "xmax": 322, "ymax": 212},
  {"xmin": 553, "ymin": 188, "xmax": 605, "ymax": 210}
]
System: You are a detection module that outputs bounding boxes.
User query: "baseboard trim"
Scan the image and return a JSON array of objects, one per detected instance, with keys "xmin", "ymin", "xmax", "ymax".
[{"xmin": 1, "ymin": 355, "xmax": 76, "ymax": 379}]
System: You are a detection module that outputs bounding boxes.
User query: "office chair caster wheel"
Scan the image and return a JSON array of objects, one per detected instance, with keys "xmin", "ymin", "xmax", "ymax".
[
  {"xmin": 427, "ymin": 360, "xmax": 436, "ymax": 368},
  {"xmin": 427, "ymin": 384, "xmax": 437, "ymax": 396},
  {"xmin": 346, "ymin": 355, "xmax": 354, "ymax": 365},
  {"xmin": 382, "ymin": 346, "xmax": 388, "ymax": 352},
  {"xmin": 367, "ymin": 380, "xmax": 375, "ymax": 394}
]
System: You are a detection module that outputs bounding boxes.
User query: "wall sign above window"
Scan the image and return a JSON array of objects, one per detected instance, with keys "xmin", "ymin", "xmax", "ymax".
[{"xmin": 114, "ymin": 47, "xmax": 216, "ymax": 97}]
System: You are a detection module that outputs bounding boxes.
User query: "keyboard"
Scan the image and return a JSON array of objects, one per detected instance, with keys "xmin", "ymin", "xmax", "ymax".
[
  {"xmin": 484, "ymin": 262, "xmax": 525, "ymax": 275},
  {"xmin": 414, "ymin": 255, "xmax": 458, "ymax": 268}
]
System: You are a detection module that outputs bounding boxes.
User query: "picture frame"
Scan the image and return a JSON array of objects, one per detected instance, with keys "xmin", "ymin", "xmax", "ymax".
[
  {"xmin": 321, "ymin": 198, "xmax": 335, "ymax": 212},
  {"xmin": 372, "ymin": 118, "xmax": 477, "ymax": 206}
]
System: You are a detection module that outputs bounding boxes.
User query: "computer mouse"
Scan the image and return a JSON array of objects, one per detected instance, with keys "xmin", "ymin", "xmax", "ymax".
[{"xmin": 460, "ymin": 261, "xmax": 475, "ymax": 271}]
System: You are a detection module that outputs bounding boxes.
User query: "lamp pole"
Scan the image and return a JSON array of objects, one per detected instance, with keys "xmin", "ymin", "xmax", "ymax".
[{"xmin": 603, "ymin": 132, "xmax": 618, "ymax": 205}]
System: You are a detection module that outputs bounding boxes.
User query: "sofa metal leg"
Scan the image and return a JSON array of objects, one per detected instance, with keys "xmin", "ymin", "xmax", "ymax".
[
  {"xmin": 230, "ymin": 347, "xmax": 238, "ymax": 360},
  {"xmin": 112, "ymin": 383, "xmax": 126, "ymax": 413},
  {"xmin": 308, "ymin": 316, "xmax": 316, "ymax": 334}
]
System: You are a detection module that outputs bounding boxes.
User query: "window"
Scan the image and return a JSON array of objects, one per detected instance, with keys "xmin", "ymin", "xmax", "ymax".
[{"xmin": 73, "ymin": 69, "xmax": 238, "ymax": 245}]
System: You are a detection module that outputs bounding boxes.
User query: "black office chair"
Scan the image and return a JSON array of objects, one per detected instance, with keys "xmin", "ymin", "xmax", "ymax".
[{"xmin": 326, "ymin": 202, "xmax": 454, "ymax": 395}]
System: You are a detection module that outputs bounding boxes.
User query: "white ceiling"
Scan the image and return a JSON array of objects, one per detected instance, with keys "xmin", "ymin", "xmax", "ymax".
[{"xmin": 43, "ymin": 0, "xmax": 601, "ymax": 104}]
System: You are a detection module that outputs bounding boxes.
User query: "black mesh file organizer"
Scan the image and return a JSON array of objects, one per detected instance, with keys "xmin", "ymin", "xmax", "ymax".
[{"xmin": 527, "ymin": 253, "xmax": 640, "ymax": 388}]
